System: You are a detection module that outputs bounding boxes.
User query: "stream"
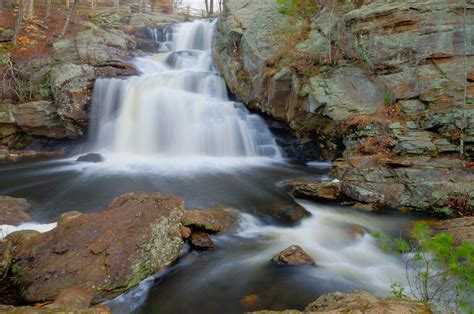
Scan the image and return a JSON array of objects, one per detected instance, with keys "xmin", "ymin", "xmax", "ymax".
[{"xmin": 0, "ymin": 19, "xmax": 422, "ymax": 314}]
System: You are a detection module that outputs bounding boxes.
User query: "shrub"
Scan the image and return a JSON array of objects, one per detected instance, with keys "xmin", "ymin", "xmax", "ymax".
[
  {"xmin": 276, "ymin": 0, "xmax": 319, "ymax": 19},
  {"xmin": 374, "ymin": 222, "xmax": 474, "ymax": 312}
]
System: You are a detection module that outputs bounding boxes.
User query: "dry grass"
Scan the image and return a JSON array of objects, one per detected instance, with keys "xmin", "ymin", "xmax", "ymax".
[{"xmin": 445, "ymin": 194, "xmax": 473, "ymax": 217}]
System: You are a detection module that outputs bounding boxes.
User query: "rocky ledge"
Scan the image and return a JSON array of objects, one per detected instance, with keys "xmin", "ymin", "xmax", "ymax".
[
  {"xmin": 0, "ymin": 11, "xmax": 184, "ymax": 161},
  {"xmin": 283, "ymin": 156, "xmax": 474, "ymax": 215},
  {"xmin": 1, "ymin": 192, "xmax": 184, "ymax": 304},
  {"xmin": 247, "ymin": 290, "xmax": 432, "ymax": 314},
  {"xmin": 213, "ymin": 0, "xmax": 474, "ymax": 213},
  {"xmin": 0, "ymin": 193, "xmax": 249, "ymax": 308}
]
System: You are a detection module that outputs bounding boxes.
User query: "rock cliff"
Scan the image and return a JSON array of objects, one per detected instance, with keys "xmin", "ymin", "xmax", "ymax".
[{"xmin": 213, "ymin": 0, "xmax": 474, "ymax": 213}]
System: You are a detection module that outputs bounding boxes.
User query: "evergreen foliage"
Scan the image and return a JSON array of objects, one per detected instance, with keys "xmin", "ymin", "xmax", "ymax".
[{"xmin": 374, "ymin": 222, "xmax": 474, "ymax": 313}]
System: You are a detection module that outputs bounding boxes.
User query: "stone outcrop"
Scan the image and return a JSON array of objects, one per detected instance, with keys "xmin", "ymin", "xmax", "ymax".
[
  {"xmin": 433, "ymin": 217, "xmax": 474, "ymax": 243},
  {"xmin": 0, "ymin": 11, "xmax": 185, "ymax": 160},
  {"xmin": 247, "ymin": 290, "xmax": 431, "ymax": 314},
  {"xmin": 271, "ymin": 245, "xmax": 316, "ymax": 266},
  {"xmin": 0, "ymin": 287, "xmax": 112, "ymax": 313},
  {"xmin": 213, "ymin": 0, "xmax": 474, "ymax": 162},
  {"xmin": 182, "ymin": 205, "xmax": 240, "ymax": 233},
  {"xmin": 283, "ymin": 157, "xmax": 474, "ymax": 213},
  {"xmin": 0, "ymin": 196, "xmax": 32, "ymax": 226},
  {"xmin": 9, "ymin": 192, "xmax": 184, "ymax": 304}
]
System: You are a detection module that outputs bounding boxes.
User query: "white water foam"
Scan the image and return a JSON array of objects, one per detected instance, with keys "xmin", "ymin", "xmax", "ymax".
[
  {"xmin": 88, "ymin": 20, "xmax": 281, "ymax": 164},
  {"xmin": 236, "ymin": 200, "xmax": 408, "ymax": 295},
  {"xmin": 0, "ymin": 222, "xmax": 57, "ymax": 239}
]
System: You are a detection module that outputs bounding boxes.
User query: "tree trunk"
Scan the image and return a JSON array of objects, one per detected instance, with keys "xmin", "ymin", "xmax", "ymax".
[
  {"xmin": 460, "ymin": 0, "xmax": 467, "ymax": 158},
  {"xmin": 204, "ymin": 0, "xmax": 208, "ymax": 14},
  {"xmin": 27, "ymin": 0, "xmax": 33, "ymax": 18},
  {"xmin": 13, "ymin": 0, "xmax": 24, "ymax": 45},
  {"xmin": 61, "ymin": 0, "xmax": 79, "ymax": 37},
  {"xmin": 46, "ymin": 0, "xmax": 51, "ymax": 18},
  {"xmin": 209, "ymin": 0, "xmax": 213, "ymax": 14}
]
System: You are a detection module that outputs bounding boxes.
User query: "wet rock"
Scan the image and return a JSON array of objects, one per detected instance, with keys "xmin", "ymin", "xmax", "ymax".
[
  {"xmin": 352, "ymin": 202, "xmax": 378, "ymax": 212},
  {"xmin": 182, "ymin": 205, "xmax": 239, "ymax": 233},
  {"xmin": 0, "ymin": 196, "xmax": 33, "ymax": 226},
  {"xmin": 304, "ymin": 290, "xmax": 431, "ymax": 313},
  {"xmin": 11, "ymin": 192, "xmax": 184, "ymax": 304},
  {"xmin": 58, "ymin": 211, "xmax": 83, "ymax": 225},
  {"xmin": 76, "ymin": 153, "xmax": 104, "ymax": 163},
  {"xmin": 0, "ymin": 239, "xmax": 12, "ymax": 279},
  {"xmin": 241, "ymin": 294, "xmax": 260, "ymax": 308},
  {"xmin": 282, "ymin": 179, "xmax": 343, "ymax": 201},
  {"xmin": 4, "ymin": 149, "xmax": 66, "ymax": 162},
  {"xmin": 189, "ymin": 231, "xmax": 215, "ymax": 250},
  {"xmin": 331, "ymin": 157, "xmax": 474, "ymax": 212},
  {"xmin": 259, "ymin": 199, "xmax": 311, "ymax": 224},
  {"xmin": 179, "ymin": 225, "xmax": 192, "ymax": 239},
  {"xmin": 271, "ymin": 245, "xmax": 316, "ymax": 266},
  {"xmin": 5, "ymin": 230, "xmax": 41, "ymax": 249},
  {"xmin": 433, "ymin": 217, "xmax": 474, "ymax": 244},
  {"xmin": 247, "ymin": 291, "xmax": 431, "ymax": 313},
  {"xmin": 49, "ymin": 287, "xmax": 92, "ymax": 308}
]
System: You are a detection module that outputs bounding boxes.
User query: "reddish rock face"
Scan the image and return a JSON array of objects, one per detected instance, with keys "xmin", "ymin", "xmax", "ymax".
[
  {"xmin": 0, "ymin": 196, "xmax": 32, "ymax": 226},
  {"xmin": 12, "ymin": 192, "xmax": 184, "ymax": 304},
  {"xmin": 271, "ymin": 245, "xmax": 316, "ymax": 266},
  {"xmin": 182, "ymin": 205, "xmax": 240, "ymax": 233},
  {"xmin": 189, "ymin": 231, "xmax": 215, "ymax": 250}
]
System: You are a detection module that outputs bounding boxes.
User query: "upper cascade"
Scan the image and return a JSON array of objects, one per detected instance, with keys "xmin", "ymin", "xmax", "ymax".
[{"xmin": 89, "ymin": 20, "xmax": 282, "ymax": 158}]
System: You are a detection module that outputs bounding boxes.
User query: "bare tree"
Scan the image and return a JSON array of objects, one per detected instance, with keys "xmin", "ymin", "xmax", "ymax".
[
  {"xmin": 46, "ymin": 0, "xmax": 51, "ymax": 18},
  {"xmin": 62, "ymin": 0, "xmax": 79, "ymax": 36},
  {"xmin": 13, "ymin": 0, "xmax": 25, "ymax": 46},
  {"xmin": 460, "ymin": 0, "xmax": 467, "ymax": 158},
  {"xmin": 27, "ymin": 0, "xmax": 33, "ymax": 18}
]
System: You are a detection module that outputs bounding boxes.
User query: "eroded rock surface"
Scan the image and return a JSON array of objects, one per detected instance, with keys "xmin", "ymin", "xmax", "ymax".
[
  {"xmin": 247, "ymin": 290, "xmax": 431, "ymax": 314},
  {"xmin": 271, "ymin": 245, "xmax": 316, "ymax": 266},
  {"xmin": 11, "ymin": 192, "xmax": 184, "ymax": 304},
  {"xmin": 0, "ymin": 196, "xmax": 32, "ymax": 226}
]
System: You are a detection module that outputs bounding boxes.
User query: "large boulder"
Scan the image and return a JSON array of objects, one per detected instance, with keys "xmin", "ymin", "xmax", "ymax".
[
  {"xmin": 214, "ymin": 0, "xmax": 474, "ymax": 163},
  {"xmin": 182, "ymin": 205, "xmax": 240, "ymax": 233},
  {"xmin": 271, "ymin": 245, "xmax": 316, "ymax": 266},
  {"xmin": 304, "ymin": 290, "xmax": 431, "ymax": 313},
  {"xmin": 11, "ymin": 192, "xmax": 184, "ymax": 304},
  {"xmin": 247, "ymin": 291, "xmax": 431, "ymax": 314},
  {"xmin": 287, "ymin": 157, "xmax": 474, "ymax": 213},
  {"xmin": 0, "ymin": 196, "xmax": 32, "ymax": 226},
  {"xmin": 282, "ymin": 179, "xmax": 344, "ymax": 201},
  {"xmin": 11, "ymin": 101, "xmax": 68, "ymax": 138},
  {"xmin": 50, "ymin": 63, "xmax": 96, "ymax": 138}
]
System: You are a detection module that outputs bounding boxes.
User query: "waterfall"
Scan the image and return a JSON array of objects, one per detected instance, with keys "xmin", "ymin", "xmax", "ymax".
[{"xmin": 90, "ymin": 20, "xmax": 281, "ymax": 159}]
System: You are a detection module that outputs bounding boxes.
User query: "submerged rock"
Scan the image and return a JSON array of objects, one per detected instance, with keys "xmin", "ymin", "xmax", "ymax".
[
  {"xmin": 76, "ymin": 153, "xmax": 104, "ymax": 163},
  {"xmin": 0, "ymin": 196, "xmax": 33, "ymax": 226},
  {"xmin": 11, "ymin": 192, "xmax": 184, "ymax": 304},
  {"xmin": 256, "ymin": 199, "xmax": 311, "ymax": 224},
  {"xmin": 189, "ymin": 231, "xmax": 215, "ymax": 250},
  {"xmin": 282, "ymin": 179, "xmax": 344, "ymax": 201},
  {"xmin": 182, "ymin": 205, "xmax": 240, "ymax": 233},
  {"xmin": 271, "ymin": 245, "xmax": 316, "ymax": 266}
]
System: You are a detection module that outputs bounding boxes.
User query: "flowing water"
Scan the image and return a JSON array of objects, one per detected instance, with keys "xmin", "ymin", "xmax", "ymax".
[{"xmin": 0, "ymin": 20, "xmax": 423, "ymax": 313}]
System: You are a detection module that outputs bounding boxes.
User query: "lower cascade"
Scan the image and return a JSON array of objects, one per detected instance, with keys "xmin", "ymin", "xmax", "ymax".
[{"xmin": 89, "ymin": 20, "xmax": 281, "ymax": 158}]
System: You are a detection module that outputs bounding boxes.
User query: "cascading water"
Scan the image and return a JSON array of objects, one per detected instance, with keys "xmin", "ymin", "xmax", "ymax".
[{"xmin": 89, "ymin": 20, "xmax": 281, "ymax": 159}]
